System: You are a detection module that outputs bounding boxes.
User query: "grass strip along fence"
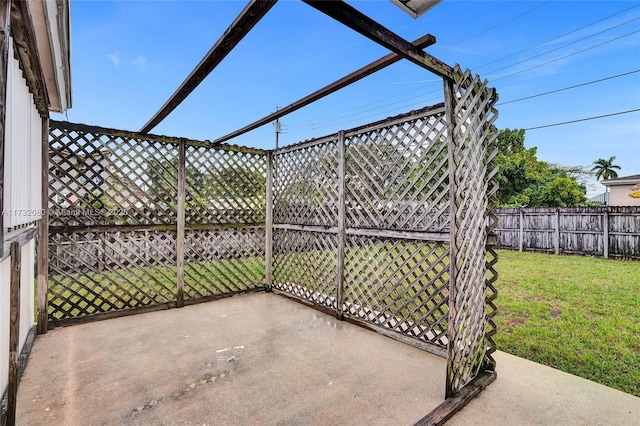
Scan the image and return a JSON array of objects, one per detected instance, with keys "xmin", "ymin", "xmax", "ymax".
[{"xmin": 495, "ymin": 249, "xmax": 640, "ymax": 397}]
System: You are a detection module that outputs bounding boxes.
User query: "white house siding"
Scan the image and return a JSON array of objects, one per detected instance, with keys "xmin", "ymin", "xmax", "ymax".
[
  {"xmin": 1, "ymin": 35, "xmax": 42, "ymax": 400},
  {"xmin": 4, "ymin": 39, "xmax": 43, "ymax": 230}
]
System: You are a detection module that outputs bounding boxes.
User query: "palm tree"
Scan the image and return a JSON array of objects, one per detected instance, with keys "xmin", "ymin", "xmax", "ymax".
[
  {"xmin": 591, "ymin": 156, "xmax": 621, "ymax": 181},
  {"xmin": 592, "ymin": 156, "xmax": 621, "ymax": 204}
]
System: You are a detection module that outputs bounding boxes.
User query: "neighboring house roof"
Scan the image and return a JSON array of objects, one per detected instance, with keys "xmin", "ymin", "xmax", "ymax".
[
  {"xmin": 28, "ymin": 0, "xmax": 72, "ymax": 112},
  {"xmin": 601, "ymin": 174, "xmax": 640, "ymax": 186}
]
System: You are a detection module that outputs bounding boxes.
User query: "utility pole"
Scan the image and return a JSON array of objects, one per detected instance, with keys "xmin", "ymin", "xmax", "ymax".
[{"xmin": 273, "ymin": 107, "xmax": 281, "ymax": 150}]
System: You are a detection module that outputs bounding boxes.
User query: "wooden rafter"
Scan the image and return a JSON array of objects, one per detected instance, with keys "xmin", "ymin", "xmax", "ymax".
[
  {"xmin": 302, "ymin": 0, "xmax": 453, "ymax": 80},
  {"xmin": 211, "ymin": 33, "xmax": 436, "ymax": 145},
  {"xmin": 9, "ymin": 0, "xmax": 49, "ymax": 115},
  {"xmin": 140, "ymin": 0, "xmax": 277, "ymax": 134}
]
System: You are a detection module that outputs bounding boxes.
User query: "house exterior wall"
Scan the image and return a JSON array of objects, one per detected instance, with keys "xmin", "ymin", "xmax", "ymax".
[
  {"xmin": 4, "ymin": 39, "xmax": 43, "ymax": 229},
  {"xmin": 1, "ymin": 33, "xmax": 42, "ymax": 403},
  {"xmin": 609, "ymin": 185, "xmax": 640, "ymax": 206}
]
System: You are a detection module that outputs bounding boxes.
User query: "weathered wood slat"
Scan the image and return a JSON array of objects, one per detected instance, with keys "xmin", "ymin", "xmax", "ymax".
[
  {"xmin": 302, "ymin": 0, "xmax": 454, "ymax": 80},
  {"xmin": 495, "ymin": 207, "xmax": 640, "ymax": 259},
  {"xmin": 37, "ymin": 116, "xmax": 49, "ymax": 334},
  {"xmin": 7, "ymin": 241, "xmax": 21, "ymax": 425},
  {"xmin": 265, "ymin": 151, "xmax": 273, "ymax": 291},
  {"xmin": 413, "ymin": 371, "xmax": 497, "ymax": 426}
]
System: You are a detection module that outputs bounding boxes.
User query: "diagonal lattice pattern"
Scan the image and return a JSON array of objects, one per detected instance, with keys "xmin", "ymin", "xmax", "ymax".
[
  {"xmin": 273, "ymin": 140, "xmax": 340, "ymax": 227},
  {"xmin": 47, "ymin": 122, "xmax": 268, "ymax": 322},
  {"xmin": 345, "ymin": 109, "xmax": 450, "ymax": 232},
  {"xmin": 185, "ymin": 146, "xmax": 266, "ymax": 225},
  {"xmin": 183, "ymin": 228, "xmax": 265, "ymax": 299},
  {"xmin": 272, "ymin": 229, "xmax": 338, "ymax": 309},
  {"xmin": 343, "ymin": 235, "xmax": 450, "ymax": 347},
  {"xmin": 49, "ymin": 125, "xmax": 179, "ymax": 226},
  {"xmin": 48, "ymin": 230, "xmax": 177, "ymax": 321},
  {"xmin": 446, "ymin": 67, "xmax": 499, "ymax": 396}
]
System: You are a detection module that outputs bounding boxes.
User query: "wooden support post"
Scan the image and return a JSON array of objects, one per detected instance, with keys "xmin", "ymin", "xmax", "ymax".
[
  {"xmin": 37, "ymin": 116, "xmax": 49, "ymax": 334},
  {"xmin": 443, "ymin": 77, "xmax": 458, "ymax": 399},
  {"xmin": 603, "ymin": 209, "xmax": 609, "ymax": 260},
  {"xmin": 518, "ymin": 208, "xmax": 524, "ymax": 252},
  {"xmin": 8, "ymin": 241, "xmax": 21, "ymax": 425},
  {"xmin": 265, "ymin": 151, "xmax": 273, "ymax": 291},
  {"xmin": 555, "ymin": 208, "xmax": 560, "ymax": 255},
  {"xmin": 336, "ymin": 131, "xmax": 346, "ymax": 320},
  {"xmin": 176, "ymin": 139, "xmax": 186, "ymax": 307}
]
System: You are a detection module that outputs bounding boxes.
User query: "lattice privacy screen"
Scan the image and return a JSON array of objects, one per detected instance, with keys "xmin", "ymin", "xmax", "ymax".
[
  {"xmin": 46, "ymin": 67, "xmax": 497, "ymax": 399},
  {"xmin": 48, "ymin": 123, "xmax": 266, "ymax": 321}
]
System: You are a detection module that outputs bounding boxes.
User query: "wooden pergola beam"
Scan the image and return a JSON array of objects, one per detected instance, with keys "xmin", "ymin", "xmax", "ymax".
[
  {"xmin": 140, "ymin": 0, "xmax": 277, "ymax": 134},
  {"xmin": 211, "ymin": 33, "xmax": 436, "ymax": 145},
  {"xmin": 302, "ymin": 0, "xmax": 454, "ymax": 80}
]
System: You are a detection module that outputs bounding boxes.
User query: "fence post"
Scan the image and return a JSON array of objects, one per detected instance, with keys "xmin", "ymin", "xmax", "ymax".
[
  {"xmin": 176, "ymin": 139, "xmax": 186, "ymax": 307},
  {"xmin": 518, "ymin": 208, "xmax": 524, "ymax": 252},
  {"xmin": 265, "ymin": 151, "xmax": 273, "ymax": 291},
  {"xmin": 603, "ymin": 208, "xmax": 609, "ymax": 259},
  {"xmin": 37, "ymin": 116, "xmax": 49, "ymax": 334},
  {"xmin": 336, "ymin": 130, "xmax": 346, "ymax": 320},
  {"xmin": 8, "ymin": 241, "xmax": 21, "ymax": 425},
  {"xmin": 555, "ymin": 208, "xmax": 560, "ymax": 255}
]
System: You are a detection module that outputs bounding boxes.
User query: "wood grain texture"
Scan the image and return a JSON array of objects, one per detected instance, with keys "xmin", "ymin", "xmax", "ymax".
[{"xmin": 495, "ymin": 207, "xmax": 640, "ymax": 259}]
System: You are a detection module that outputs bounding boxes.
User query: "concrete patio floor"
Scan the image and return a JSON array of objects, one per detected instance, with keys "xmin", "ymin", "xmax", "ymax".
[
  {"xmin": 16, "ymin": 292, "xmax": 640, "ymax": 425},
  {"xmin": 16, "ymin": 293, "xmax": 446, "ymax": 425}
]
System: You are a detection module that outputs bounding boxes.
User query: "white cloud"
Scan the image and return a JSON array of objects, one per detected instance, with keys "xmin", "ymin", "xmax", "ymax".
[
  {"xmin": 107, "ymin": 54, "xmax": 120, "ymax": 68},
  {"xmin": 133, "ymin": 55, "xmax": 148, "ymax": 71}
]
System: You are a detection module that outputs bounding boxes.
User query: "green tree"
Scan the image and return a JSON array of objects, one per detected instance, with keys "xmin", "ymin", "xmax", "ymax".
[
  {"xmin": 494, "ymin": 128, "xmax": 587, "ymax": 207},
  {"xmin": 591, "ymin": 156, "xmax": 621, "ymax": 181}
]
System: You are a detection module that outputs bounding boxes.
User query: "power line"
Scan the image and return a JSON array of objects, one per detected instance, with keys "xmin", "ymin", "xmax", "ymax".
[
  {"xmin": 446, "ymin": 1, "xmax": 553, "ymax": 47},
  {"xmin": 497, "ymin": 69, "xmax": 640, "ymax": 105},
  {"xmin": 524, "ymin": 108, "xmax": 640, "ymax": 130},
  {"xmin": 474, "ymin": 2, "xmax": 640, "ymax": 71},
  {"xmin": 491, "ymin": 28, "xmax": 640, "ymax": 83},
  {"xmin": 287, "ymin": 5, "xmax": 640, "ymax": 133},
  {"xmin": 285, "ymin": 2, "xmax": 557, "ymax": 130},
  {"xmin": 486, "ymin": 16, "xmax": 640, "ymax": 77}
]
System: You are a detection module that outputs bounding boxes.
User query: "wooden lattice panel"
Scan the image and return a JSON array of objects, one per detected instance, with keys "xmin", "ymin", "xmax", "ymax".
[
  {"xmin": 272, "ymin": 229, "xmax": 338, "ymax": 309},
  {"xmin": 49, "ymin": 124, "xmax": 179, "ymax": 226},
  {"xmin": 345, "ymin": 109, "xmax": 449, "ymax": 232},
  {"xmin": 273, "ymin": 140, "xmax": 339, "ymax": 227},
  {"xmin": 183, "ymin": 228, "xmax": 265, "ymax": 299},
  {"xmin": 48, "ymin": 230, "xmax": 177, "ymax": 321},
  {"xmin": 446, "ymin": 67, "xmax": 499, "ymax": 396},
  {"xmin": 343, "ymin": 235, "xmax": 450, "ymax": 347},
  {"xmin": 185, "ymin": 146, "xmax": 266, "ymax": 225}
]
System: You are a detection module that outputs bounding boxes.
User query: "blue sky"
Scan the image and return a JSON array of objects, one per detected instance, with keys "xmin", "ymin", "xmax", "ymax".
[{"xmin": 54, "ymin": 0, "xmax": 640, "ymax": 196}]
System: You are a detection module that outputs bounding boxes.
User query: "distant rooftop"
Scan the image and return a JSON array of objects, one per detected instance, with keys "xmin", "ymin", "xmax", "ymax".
[{"xmin": 602, "ymin": 174, "xmax": 640, "ymax": 186}]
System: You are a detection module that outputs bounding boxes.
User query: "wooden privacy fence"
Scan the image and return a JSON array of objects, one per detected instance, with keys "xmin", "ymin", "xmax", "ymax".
[
  {"xmin": 44, "ymin": 67, "xmax": 498, "ymax": 401},
  {"xmin": 495, "ymin": 207, "xmax": 640, "ymax": 259}
]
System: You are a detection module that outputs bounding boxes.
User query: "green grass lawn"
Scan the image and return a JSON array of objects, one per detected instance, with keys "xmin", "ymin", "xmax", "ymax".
[{"xmin": 495, "ymin": 249, "xmax": 640, "ymax": 397}]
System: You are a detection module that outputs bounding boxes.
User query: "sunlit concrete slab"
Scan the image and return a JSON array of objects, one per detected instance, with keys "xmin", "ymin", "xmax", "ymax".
[
  {"xmin": 16, "ymin": 293, "xmax": 446, "ymax": 425},
  {"xmin": 448, "ymin": 351, "xmax": 640, "ymax": 426}
]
